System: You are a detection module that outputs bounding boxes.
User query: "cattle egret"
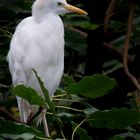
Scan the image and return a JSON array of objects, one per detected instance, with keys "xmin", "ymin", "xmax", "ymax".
[{"xmin": 7, "ymin": 0, "xmax": 87, "ymax": 137}]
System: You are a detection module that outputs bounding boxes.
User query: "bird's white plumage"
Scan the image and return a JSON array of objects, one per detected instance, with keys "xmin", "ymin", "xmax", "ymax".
[
  {"xmin": 8, "ymin": 0, "xmax": 65, "ymax": 122},
  {"xmin": 8, "ymin": 14, "xmax": 64, "ymax": 93},
  {"xmin": 7, "ymin": 0, "xmax": 87, "ymax": 135},
  {"xmin": 8, "ymin": 15, "xmax": 64, "ymax": 121}
]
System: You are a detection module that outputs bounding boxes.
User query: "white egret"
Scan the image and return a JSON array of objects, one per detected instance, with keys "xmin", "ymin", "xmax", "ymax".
[{"xmin": 7, "ymin": 0, "xmax": 87, "ymax": 137}]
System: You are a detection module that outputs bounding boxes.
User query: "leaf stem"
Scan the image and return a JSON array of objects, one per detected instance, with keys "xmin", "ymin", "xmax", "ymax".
[
  {"xmin": 53, "ymin": 98, "xmax": 79, "ymax": 102},
  {"xmin": 56, "ymin": 105, "xmax": 84, "ymax": 112},
  {"xmin": 123, "ymin": 0, "xmax": 140, "ymax": 91},
  {"xmin": 71, "ymin": 118, "xmax": 86, "ymax": 140},
  {"xmin": 52, "ymin": 93, "xmax": 67, "ymax": 98}
]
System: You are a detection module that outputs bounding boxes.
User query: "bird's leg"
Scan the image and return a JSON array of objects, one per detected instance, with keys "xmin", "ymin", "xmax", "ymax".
[
  {"xmin": 38, "ymin": 93, "xmax": 50, "ymax": 137},
  {"xmin": 41, "ymin": 108, "xmax": 50, "ymax": 137}
]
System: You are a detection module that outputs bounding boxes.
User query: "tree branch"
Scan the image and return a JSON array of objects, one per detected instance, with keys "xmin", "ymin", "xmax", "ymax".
[
  {"xmin": 26, "ymin": 106, "xmax": 42, "ymax": 125},
  {"xmin": 104, "ymin": 0, "xmax": 118, "ymax": 32},
  {"xmin": 123, "ymin": 0, "xmax": 140, "ymax": 91},
  {"xmin": 0, "ymin": 107, "xmax": 21, "ymax": 123},
  {"xmin": 103, "ymin": 42, "xmax": 133, "ymax": 63}
]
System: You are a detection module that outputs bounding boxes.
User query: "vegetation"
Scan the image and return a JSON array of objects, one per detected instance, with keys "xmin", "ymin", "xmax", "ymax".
[{"xmin": 0, "ymin": 0, "xmax": 140, "ymax": 139}]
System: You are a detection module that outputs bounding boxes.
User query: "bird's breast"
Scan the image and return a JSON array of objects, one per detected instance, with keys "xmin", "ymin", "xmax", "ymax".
[
  {"xmin": 20, "ymin": 15, "xmax": 64, "ymax": 70},
  {"xmin": 8, "ymin": 15, "xmax": 65, "ymax": 95}
]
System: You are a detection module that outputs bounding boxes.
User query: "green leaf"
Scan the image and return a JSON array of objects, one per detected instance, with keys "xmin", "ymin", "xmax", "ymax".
[
  {"xmin": 1, "ymin": 133, "xmax": 35, "ymax": 140},
  {"xmin": 1, "ymin": 133, "xmax": 52, "ymax": 140},
  {"xmin": 117, "ymin": 131, "xmax": 140, "ymax": 139},
  {"xmin": 0, "ymin": 118, "xmax": 42, "ymax": 136},
  {"xmin": 64, "ymin": 14, "xmax": 99, "ymax": 30},
  {"xmin": 57, "ymin": 112, "xmax": 73, "ymax": 118},
  {"xmin": 72, "ymin": 123, "xmax": 92, "ymax": 140},
  {"xmin": 65, "ymin": 27, "xmax": 87, "ymax": 56},
  {"xmin": 110, "ymin": 21, "xmax": 125, "ymax": 31},
  {"xmin": 33, "ymin": 69, "xmax": 63, "ymax": 127},
  {"xmin": 109, "ymin": 136, "xmax": 125, "ymax": 140},
  {"xmin": 76, "ymin": 21, "xmax": 99, "ymax": 30},
  {"xmin": 14, "ymin": 85, "xmax": 45, "ymax": 106},
  {"xmin": 86, "ymin": 108, "xmax": 140, "ymax": 129},
  {"xmin": 84, "ymin": 107, "xmax": 98, "ymax": 115},
  {"xmin": 34, "ymin": 136, "xmax": 52, "ymax": 140},
  {"xmin": 63, "ymin": 74, "xmax": 75, "ymax": 86},
  {"xmin": 65, "ymin": 74, "xmax": 116, "ymax": 98}
]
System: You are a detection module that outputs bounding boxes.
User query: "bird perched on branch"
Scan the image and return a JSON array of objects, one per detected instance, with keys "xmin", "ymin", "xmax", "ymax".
[{"xmin": 7, "ymin": 0, "xmax": 87, "ymax": 137}]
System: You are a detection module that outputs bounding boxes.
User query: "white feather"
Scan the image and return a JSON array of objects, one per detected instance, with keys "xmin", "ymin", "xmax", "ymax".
[
  {"xmin": 7, "ymin": 0, "xmax": 86, "ymax": 136},
  {"xmin": 7, "ymin": 3, "xmax": 64, "ymax": 122}
]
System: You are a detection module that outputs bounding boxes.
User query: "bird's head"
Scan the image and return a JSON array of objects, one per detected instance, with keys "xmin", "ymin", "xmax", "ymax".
[{"xmin": 32, "ymin": 0, "xmax": 87, "ymax": 17}]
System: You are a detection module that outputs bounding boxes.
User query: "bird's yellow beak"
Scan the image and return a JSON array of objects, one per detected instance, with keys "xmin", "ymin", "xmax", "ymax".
[{"xmin": 64, "ymin": 4, "xmax": 87, "ymax": 15}]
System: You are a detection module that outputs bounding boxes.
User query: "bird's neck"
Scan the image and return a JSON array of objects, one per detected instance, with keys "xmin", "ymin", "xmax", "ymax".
[
  {"xmin": 32, "ymin": 9, "xmax": 57, "ymax": 23},
  {"xmin": 32, "ymin": 1, "xmax": 56, "ymax": 23},
  {"xmin": 32, "ymin": 13, "xmax": 60, "ymax": 23}
]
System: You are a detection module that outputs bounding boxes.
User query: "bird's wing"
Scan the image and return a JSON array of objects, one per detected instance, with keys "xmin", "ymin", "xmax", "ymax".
[
  {"xmin": 7, "ymin": 17, "xmax": 37, "ymax": 122},
  {"xmin": 7, "ymin": 15, "xmax": 64, "ymax": 122},
  {"xmin": 7, "ymin": 16, "xmax": 42, "ymax": 85}
]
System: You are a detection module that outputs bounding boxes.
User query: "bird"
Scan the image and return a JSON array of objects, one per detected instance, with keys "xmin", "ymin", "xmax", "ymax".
[{"xmin": 7, "ymin": 0, "xmax": 87, "ymax": 137}]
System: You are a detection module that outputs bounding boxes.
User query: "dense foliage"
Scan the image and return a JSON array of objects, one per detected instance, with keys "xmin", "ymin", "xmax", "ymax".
[{"xmin": 0, "ymin": 0, "xmax": 140, "ymax": 140}]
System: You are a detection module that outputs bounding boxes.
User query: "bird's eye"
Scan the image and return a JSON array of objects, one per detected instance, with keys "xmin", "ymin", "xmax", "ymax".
[{"xmin": 57, "ymin": 2, "xmax": 63, "ymax": 6}]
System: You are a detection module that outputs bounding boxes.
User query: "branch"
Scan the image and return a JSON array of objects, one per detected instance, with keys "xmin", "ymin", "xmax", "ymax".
[
  {"xmin": 0, "ymin": 107, "xmax": 21, "ymax": 123},
  {"xmin": 104, "ymin": 0, "xmax": 118, "ymax": 32},
  {"xmin": 69, "ymin": 27, "xmax": 88, "ymax": 38},
  {"xmin": 64, "ymin": 25, "xmax": 87, "ymax": 38},
  {"xmin": 26, "ymin": 106, "xmax": 42, "ymax": 125},
  {"xmin": 103, "ymin": 42, "xmax": 133, "ymax": 63},
  {"xmin": 123, "ymin": 0, "xmax": 140, "ymax": 91}
]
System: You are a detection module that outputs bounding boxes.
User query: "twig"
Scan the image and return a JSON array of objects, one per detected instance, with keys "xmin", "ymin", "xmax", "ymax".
[
  {"xmin": 0, "ymin": 107, "xmax": 21, "ymax": 123},
  {"xmin": 53, "ymin": 98, "xmax": 79, "ymax": 102},
  {"xmin": 0, "ymin": 84, "xmax": 9, "ymax": 88},
  {"xmin": 123, "ymin": 0, "xmax": 140, "ymax": 91},
  {"xmin": 26, "ymin": 106, "xmax": 42, "ymax": 125},
  {"xmin": 103, "ymin": 42, "xmax": 133, "ymax": 63},
  {"xmin": 71, "ymin": 118, "xmax": 86, "ymax": 140},
  {"xmin": 104, "ymin": 0, "xmax": 118, "ymax": 32},
  {"xmin": 69, "ymin": 27, "xmax": 88, "ymax": 38},
  {"xmin": 52, "ymin": 93, "xmax": 67, "ymax": 98},
  {"xmin": 56, "ymin": 105, "xmax": 84, "ymax": 112},
  {"xmin": 64, "ymin": 24, "xmax": 88, "ymax": 37}
]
